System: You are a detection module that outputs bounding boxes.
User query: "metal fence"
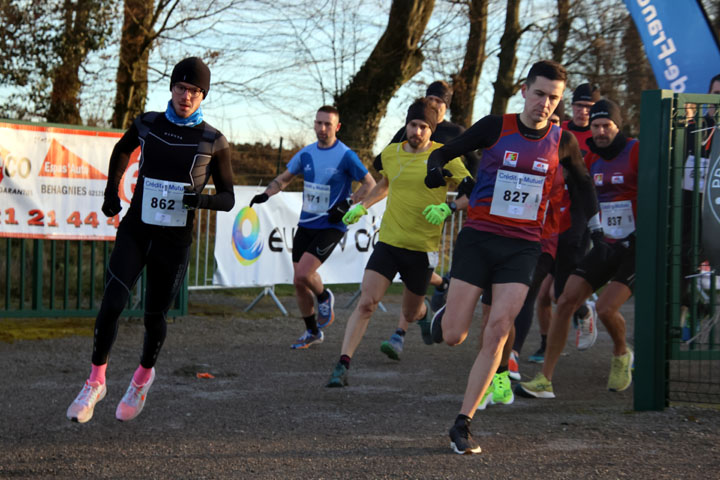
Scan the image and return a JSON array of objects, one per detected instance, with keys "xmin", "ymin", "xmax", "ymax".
[{"xmin": 635, "ymin": 90, "xmax": 720, "ymax": 410}]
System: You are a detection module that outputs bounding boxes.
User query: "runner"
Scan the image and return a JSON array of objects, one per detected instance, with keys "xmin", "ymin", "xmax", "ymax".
[
  {"xmin": 325, "ymin": 98, "xmax": 470, "ymax": 387},
  {"xmin": 250, "ymin": 106, "xmax": 375, "ymax": 349},
  {"xmin": 517, "ymin": 99, "xmax": 638, "ymax": 399},
  {"xmin": 425, "ymin": 60, "xmax": 600, "ymax": 454},
  {"xmin": 378, "ymin": 80, "xmax": 478, "ymax": 358},
  {"xmin": 66, "ymin": 57, "xmax": 235, "ymax": 423}
]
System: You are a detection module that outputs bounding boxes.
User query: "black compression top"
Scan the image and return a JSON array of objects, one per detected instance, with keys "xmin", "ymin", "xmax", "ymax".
[
  {"xmin": 106, "ymin": 112, "xmax": 235, "ymax": 245},
  {"xmin": 428, "ymin": 114, "xmax": 599, "ymax": 221}
]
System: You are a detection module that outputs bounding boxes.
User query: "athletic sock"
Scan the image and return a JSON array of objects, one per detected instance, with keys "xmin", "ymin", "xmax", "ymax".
[
  {"xmin": 455, "ymin": 413, "xmax": 472, "ymax": 425},
  {"xmin": 576, "ymin": 304, "xmax": 589, "ymax": 319},
  {"xmin": 317, "ymin": 289, "xmax": 330, "ymax": 303},
  {"xmin": 303, "ymin": 314, "xmax": 319, "ymax": 335},
  {"xmin": 395, "ymin": 328, "xmax": 406, "ymax": 337},
  {"xmin": 89, "ymin": 363, "xmax": 107, "ymax": 385},
  {"xmin": 496, "ymin": 365, "xmax": 508, "ymax": 374},
  {"xmin": 132, "ymin": 365, "xmax": 153, "ymax": 386},
  {"xmin": 340, "ymin": 354, "xmax": 351, "ymax": 369}
]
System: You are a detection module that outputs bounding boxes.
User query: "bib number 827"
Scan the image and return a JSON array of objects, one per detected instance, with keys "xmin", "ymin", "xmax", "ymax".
[
  {"xmin": 150, "ymin": 197, "xmax": 175, "ymax": 210},
  {"xmin": 503, "ymin": 190, "xmax": 529, "ymax": 203}
]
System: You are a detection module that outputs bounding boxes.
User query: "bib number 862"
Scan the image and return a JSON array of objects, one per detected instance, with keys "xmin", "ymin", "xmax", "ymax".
[
  {"xmin": 503, "ymin": 190, "xmax": 529, "ymax": 203},
  {"xmin": 150, "ymin": 197, "xmax": 175, "ymax": 210}
]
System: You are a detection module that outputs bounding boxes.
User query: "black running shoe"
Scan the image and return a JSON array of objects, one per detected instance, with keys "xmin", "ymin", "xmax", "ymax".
[
  {"xmin": 430, "ymin": 305, "xmax": 445, "ymax": 344},
  {"xmin": 430, "ymin": 276, "xmax": 449, "ymax": 312},
  {"xmin": 449, "ymin": 419, "xmax": 482, "ymax": 455}
]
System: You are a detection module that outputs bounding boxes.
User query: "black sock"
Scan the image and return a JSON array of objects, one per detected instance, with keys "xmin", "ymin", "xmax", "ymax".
[
  {"xmin": 496, "ymin": 365, "xmax": 508, "ymax": 374},
  {"xmin": 455, "ymin": 413, "xmax": 471, "ymax": 425},
  {"xmin": 304, "ymin": 315, "xmax": 319, "ymax": 335},
  {"xmin": 575, "ymin": 304, "xmax": 589, "ymax": 319},
  {"xmin": 540, "ymin": 334, "xmax": 547, "ymax": 350},
  {"xmin": 317, "ymin": 289, "xmax": 330, "ymax": 303},
  {"xmin": 395, "ymin": 328, "xmax": 406, "ymax": 337},
  {"xmin": 340, "ymin": 354, "xmax": 351, "ymax": 369}
]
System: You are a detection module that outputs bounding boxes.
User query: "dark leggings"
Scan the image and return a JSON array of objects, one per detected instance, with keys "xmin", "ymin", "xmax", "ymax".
[
  {"xmin": 92, "ymin": 224, "xmax": 189, "ymax": 368},
  {"xmin": 482, "ymin": 252, "xmax": 554, "ymax": 354}
]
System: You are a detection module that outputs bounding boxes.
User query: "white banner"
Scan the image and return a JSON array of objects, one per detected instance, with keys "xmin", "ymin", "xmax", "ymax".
[
  {"xmin": 0, "ymin": 121, "xmax": 139, "ymax": 240},
  {"xmin": 213, "ymin": 186, "xmax": 387, "ymax": 286}
]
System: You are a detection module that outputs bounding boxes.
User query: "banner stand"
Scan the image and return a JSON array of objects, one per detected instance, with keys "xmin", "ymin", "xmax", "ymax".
[
  {"xmin": 344, "ymin": 288, "xmax": 387, "ymax": 312},
  {"xmin": 244, "ymin": 286, "xmax": 288, "ymax": 316}
]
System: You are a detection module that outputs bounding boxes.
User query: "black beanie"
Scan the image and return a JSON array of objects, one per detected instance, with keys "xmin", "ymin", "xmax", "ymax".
[
  {"xmin": 589, "ymin": 99, "xmax": 623, "ymax": 130},
  {"xmin": 171, "ymin": 57, "xmax": 211, "ymax": 98},
  {"xmin": 406, "ymin": 98, "xmax": 438, "ymax": 132},
  {"xmin": 572, "ymin": 83, "xmax": 600, "ymax": 104},
  {"xmin": 425, "ymin": 81, "xmax": 453, "ymax": 107}
]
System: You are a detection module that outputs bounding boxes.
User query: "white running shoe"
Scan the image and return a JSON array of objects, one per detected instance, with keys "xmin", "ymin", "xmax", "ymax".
[
  {"xmin": 67, "ymin": 380, "xmax": 107, "ymax": 423},
  {"xmin": 576, "ymin": 301, "xmax": 598, "ymax": 350},
  {"xmin": 116, "ymin": 368, "xmax": 155, "ymax": 422}
]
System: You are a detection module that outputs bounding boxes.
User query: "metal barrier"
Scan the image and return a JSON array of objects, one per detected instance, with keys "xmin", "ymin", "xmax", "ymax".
[
  {"xmin": 0, "ymin": 237, "xmax": 187, "ymax": 318},
  {"xmin": 636, "ymin": 90, "xmax": 720, "ymax": 410}
]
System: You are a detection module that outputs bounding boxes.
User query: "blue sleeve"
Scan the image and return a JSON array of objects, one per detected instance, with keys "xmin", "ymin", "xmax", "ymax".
[
  {"xmin": 342, "ymin": 150, "xmax": 368, "ymax": 181},
  {"xmin": 287, "ymin": 150, "xmax": 303, "ymax": 175}
]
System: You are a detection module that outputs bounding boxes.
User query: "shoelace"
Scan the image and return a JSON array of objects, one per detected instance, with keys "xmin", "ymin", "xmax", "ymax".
[
  {"xmin": 318, "ymin": 302, "xmax": 330, "ymax": 316},
  {"xmin": 122, "ymin": 384, "xmax": 142, "ymax": 407},
  {"xmin": 76, "ymin": 383, "xmax": 101, "ymax": 405}
]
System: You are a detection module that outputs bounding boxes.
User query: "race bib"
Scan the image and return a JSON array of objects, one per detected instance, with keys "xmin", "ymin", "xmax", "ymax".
[
  {"xmin": 682, "ymin": 155, "xmax": 709, "ymax": 191},
  {"xmin": 141, "ymin": 177, "xmax": 189, "ymax": 227},
  {"xmin": 599, "ymin": 200, "xmax": 635, "ymax": 239},
  {"xmin": 490, "ymin": 170, "xmax": 544, "ymax": 220},
  {"xmin": 302, "ymin": 181, "xmax": 331, "ymax": 213}
]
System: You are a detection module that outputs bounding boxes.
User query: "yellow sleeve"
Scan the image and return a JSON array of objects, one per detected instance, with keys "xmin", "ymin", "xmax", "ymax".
[{"xmin": 445, "ymin": 157, "xmax": 471, "ymax": 187}]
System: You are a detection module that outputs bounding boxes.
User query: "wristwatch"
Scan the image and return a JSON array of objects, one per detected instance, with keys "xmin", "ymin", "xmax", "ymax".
[{"xmin": 448, "ymin": 201, "xmax": 457, "ymax": 213}]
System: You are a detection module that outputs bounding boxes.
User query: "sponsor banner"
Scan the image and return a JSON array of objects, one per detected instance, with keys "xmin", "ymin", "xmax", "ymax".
[
  {"xmin": 624, "ymin": 0, "xmax": 720, "ymax": 93},
  {"xmin": 703, "ymin": 127, "xmax": 720, "ymax": 271},
  {"xmin": 213, "ymin": 186, "xmax": 387, "ymax": 286},
  {"xmin": 0, "ymin": 121, "xmax": 139, "ymax": 240}
]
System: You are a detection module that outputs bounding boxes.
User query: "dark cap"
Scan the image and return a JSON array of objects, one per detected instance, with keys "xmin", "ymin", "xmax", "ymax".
[
  {"xmin": 171, "ymin": 57, "xmax": 211, "ymax": 98},
  {"xmin": 589, "ymin": 99, "xmax": 623, "ymax": 130},
  {"xmin": 425, "ymin": 81, "xmax": 453, "ymax": 107},
  {"xmin": 572, "ymin": 83, "xmax": 601, "ymax": 104},
  {"xmin": 406, "ymin": 98, "xmax": 438, "ymax": 132}
]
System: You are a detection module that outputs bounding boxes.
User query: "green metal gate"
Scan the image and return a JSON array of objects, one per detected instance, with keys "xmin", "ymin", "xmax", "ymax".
[
  {"xmin": 635, "ymin": 89, "xmax": 720, "ymax": 410},
  {"xmin": 1, "ymin": 237, "xmax": 187, "ymax": 318}
]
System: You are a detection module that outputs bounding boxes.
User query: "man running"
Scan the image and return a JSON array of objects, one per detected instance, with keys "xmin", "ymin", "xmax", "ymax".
[
  {"xmin": 425, "ymin": 60, "xmax": 600, "ymax": 454},
  {"xmin": 325, "ymin": 98, "xmax": 470, "ymax": 388},
  {"xmin": 517, "ymin": 99, "xmax": 637, "ymax": 399},
  {"xmin": 250, "ymin": 106, "xmax": 375, "ymax": 349},
  {"xmin": 67, "ymin": 57, "xmax": 235, "ymax": 423}
]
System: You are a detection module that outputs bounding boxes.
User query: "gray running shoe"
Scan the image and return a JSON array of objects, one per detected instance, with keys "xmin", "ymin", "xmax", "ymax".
[{"xmin": 380, "ymin": 333, "xmax": 404, "ymax": 360}]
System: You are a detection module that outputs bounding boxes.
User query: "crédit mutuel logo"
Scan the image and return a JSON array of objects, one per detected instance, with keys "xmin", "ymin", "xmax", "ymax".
[{"xmin": 232, "ymin": 206, "xmax": 263, "ymax": 265}]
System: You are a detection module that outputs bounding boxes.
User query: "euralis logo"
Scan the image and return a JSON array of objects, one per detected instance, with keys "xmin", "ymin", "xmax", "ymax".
[
  {"xmin": 232, "ymin": 207, "xmax": 263, "ymax": 265},
  {"xmin": 503, "ymin": 151, "xmax": 518, "ymax": 167}
]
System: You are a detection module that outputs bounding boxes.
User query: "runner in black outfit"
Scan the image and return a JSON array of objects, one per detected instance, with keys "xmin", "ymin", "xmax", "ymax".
[{"xmin": 67, "ymin": 57, "xmax": 235, "ymax": 424}]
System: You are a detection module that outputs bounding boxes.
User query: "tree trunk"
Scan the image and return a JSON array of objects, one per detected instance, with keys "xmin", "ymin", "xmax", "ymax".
[
  {"xmin": 450, "ymin": 0, "xmax": 488, "ymax": 128},
  {"xmin": 490, "ymin": 0, "xmax": 522, "ymax": 115},
  {"xmin": 551, "ymin": 0, "xmax": 570, "ymax": 63},
  {"xmin": 46, "ymin": 1, "xmax": 92, "ymax": 125},
  {"xmin": 112, "ymin": 0, "xmax": 155, "ymax": 129},
  {"xmin": 334, "ymin": 0, "xmax": 435, "ymax": 162},
  {"xmin": 622, "ymin": 14, "xmax": 656, "ymax": 137}
]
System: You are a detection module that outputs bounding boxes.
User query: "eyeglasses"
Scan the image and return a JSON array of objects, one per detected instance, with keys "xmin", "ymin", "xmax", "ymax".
[
  {"xmin": 172, "ymin": 84, "xmax": 204, "ymax": 98},
  {"xmin": 572, "ymin": 103, "xmax": 593, "ymax": 111}
]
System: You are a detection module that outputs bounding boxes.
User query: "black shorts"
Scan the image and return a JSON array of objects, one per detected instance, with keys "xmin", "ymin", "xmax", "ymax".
[
  {"xmin": 292, "ymin": 226, "xmax": 345, "ymax": 263},
  {"xmin": 482, "ymin": 251, "xmax": 554, "ymax": 305},
  {"xmin": 450, "ymin": 228, "xmax": 541, "ymax": 289},
  {"xmin": 573, "ymin": 238, "xmax": 636, "ymax": 292},
  {"xmin": 553, "ymin": 229, "xmax": 590, "ymax": 300},
  {"xmin": 365, "ymin": 242, "xmax": 434, "ymax": 296}
]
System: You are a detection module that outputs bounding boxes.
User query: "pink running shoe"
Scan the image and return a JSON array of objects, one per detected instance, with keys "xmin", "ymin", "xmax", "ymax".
[
  {"xmin": 115, "ymin": 368, "xmax": 155, "ymax": 422},
  {"xmin": 67, "ymin": 380, "xmax": 107, "ymax": 423}
]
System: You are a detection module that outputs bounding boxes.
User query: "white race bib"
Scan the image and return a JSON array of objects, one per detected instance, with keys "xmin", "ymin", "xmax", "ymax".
[
  {"xmin": 682, "ymin": 155, "xmax": 709, "ymax": 191},
  {"xmin": 302, "ymin": 181, "xmax": 331, "ymax": 213},
  {"xmin": 490, "ymin": 170, "xmax": 544, "ymax": 220},
  {"xmin": 141, "ymin": 177, "xmax": 189, "ymax": 227},
  {"xmin": 599, "ymin": 200, "xmax": 635, "ymax": 239}
]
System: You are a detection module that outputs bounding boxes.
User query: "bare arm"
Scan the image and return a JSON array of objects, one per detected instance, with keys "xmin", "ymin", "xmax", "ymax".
[
  {"xmin": 350, "ymin": 172, "xmax": 376, "ymax": 204},
  {"xmin": 264, "ymin": 169, "xmax": 296, "ymax": 197},
  {"xmin": 356, "ymin": 175, "xmax": 389, "ymax": 210}
]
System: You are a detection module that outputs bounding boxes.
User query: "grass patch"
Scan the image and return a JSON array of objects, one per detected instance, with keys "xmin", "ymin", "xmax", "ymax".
[{"xmin": 0, "ymin": 317, "xmax": 94, "ymax": 343}]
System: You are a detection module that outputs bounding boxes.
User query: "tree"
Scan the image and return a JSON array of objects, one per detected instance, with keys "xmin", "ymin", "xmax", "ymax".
[
  {"xmin": 550, "ymin": 0, "xmax": 570, "ymax": 63},
  {"xmin": 450, "ymin": 0, "xmax": 489, "ymax": 127},
  {"xmin": 490, "ymin": 0, "xmax": 527, "ymax": 115},
  {"xmin": 334, "ymin": 0, "xmax": 436, "ymax": 161}
]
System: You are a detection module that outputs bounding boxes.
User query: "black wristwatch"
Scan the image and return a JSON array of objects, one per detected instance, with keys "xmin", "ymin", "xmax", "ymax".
[{"xmin": 448, "ymin": 201, "xmax": 457, "ymax": 213}]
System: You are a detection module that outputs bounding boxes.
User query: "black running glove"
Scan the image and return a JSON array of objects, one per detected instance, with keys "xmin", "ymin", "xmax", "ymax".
[
  {"xmin": 250, "ymin": 193, "xmax": 269, "ymax": 207},
  {"xmin": 101, "ymin": 190, "xmax": 122, "ymax": 217},
  {"xmin": 327, "ymin": 199, "xmax": 352, "ymax": 223},
  {"xmin": 425, "ymin": 156, "xmax": 452, "ymax": 189}
]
